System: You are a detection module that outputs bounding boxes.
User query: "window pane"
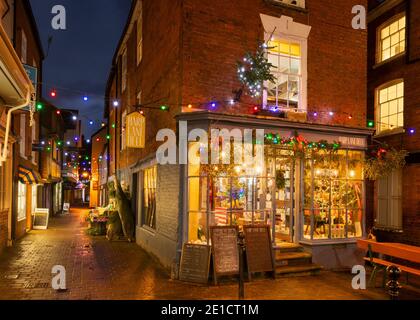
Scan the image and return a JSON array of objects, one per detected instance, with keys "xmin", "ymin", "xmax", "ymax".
[
  {"xmin": 382, "ymin": 37, "xmax": 390, "ymax": 50},
  {"xmin": 389, "ymin": 100, "xmax": 398, "ymax": 115},
  {"xmin": 397, "ymin": 82, "xmax": 404, "ymax": 97},
  {"xmin": 143, "ymin": 166, "xmax": 157, "ymax": 229},
  {"xmin": 389, "ymin": 20, "xmax": 399, "ymax": 34},
  {"xmin": 380, "ymin": 102, "xmax": 389, "ymax": 118},
  {"xmin": 399, "ymin": 16, "xmax": 406, "ymax": 29},
  {"xmin": 389, "ymin": 114, "xmax": 398, "ymax": 128},
  {"xmin": 398, "ymin": 98, "xmax": 404, "ymax": 112},
  {"xmin": 398, "ymin": 113, "xmax": 404, "ymax": 127}
]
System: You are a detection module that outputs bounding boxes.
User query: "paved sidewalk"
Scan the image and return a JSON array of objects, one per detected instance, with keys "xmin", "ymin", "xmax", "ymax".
[{"xmin": 0, "ymin": 208, "xmax": 414, "ymax": 300}]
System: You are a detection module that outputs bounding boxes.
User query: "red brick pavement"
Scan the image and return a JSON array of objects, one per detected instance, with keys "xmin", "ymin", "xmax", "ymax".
[{"xmin": 0, "ymin": 208, "xmax": 416, "ymax": 300}]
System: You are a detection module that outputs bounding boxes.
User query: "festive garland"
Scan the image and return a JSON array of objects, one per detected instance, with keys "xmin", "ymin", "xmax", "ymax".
[
  {"xmin": 364, "ymin": 144, "xmax": 408, "ymax": 180},
  {"xmin": 264, "ymin": 132, "xmax": 341, "ymax": 161},
  {"xmin": 237, "ymin": 44, "xmax": 275, "ymax": 98}
]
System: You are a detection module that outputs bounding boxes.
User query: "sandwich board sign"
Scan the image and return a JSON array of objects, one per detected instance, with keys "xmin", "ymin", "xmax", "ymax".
[
  {"xmin": 33, "ymin": 208, "xmax": 49, "ymax": 230},
  {"xmin": 63, "ymin": 203, "xmax": 70, "ymax": 214}
]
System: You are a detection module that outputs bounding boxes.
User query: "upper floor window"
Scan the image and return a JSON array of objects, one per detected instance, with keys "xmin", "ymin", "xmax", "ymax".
[
  {"xmin": 265, "ymin": 39, "xmax": 302, "ymax": 110},
  {"xmin": 377, "ymin": 15, "xmax": 406, "ymax": 63},
  {"xmin": 377, "ymin": 80, "xmax": 404, "ymax": 133}
]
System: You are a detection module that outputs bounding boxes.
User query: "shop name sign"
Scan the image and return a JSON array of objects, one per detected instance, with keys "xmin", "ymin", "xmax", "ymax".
[{"xmin": 126, "ymin": 112, "xmax": 146, "ymax": 149}]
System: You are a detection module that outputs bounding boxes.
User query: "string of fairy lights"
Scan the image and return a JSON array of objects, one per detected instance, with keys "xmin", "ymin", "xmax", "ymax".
[{"xmin": 34, "ymin": 83, "xmax": 417, "ymax": 163}]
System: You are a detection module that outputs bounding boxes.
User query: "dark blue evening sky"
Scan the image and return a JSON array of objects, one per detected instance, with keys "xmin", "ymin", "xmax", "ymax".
[{"xmin": 30, "ymin": 0, "xmax": 131, "ymax": 137}]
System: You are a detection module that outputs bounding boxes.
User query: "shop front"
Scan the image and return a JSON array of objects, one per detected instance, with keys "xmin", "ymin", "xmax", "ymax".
[{"xmin": 180, "ymin": 112, "xmax": 372, "ymax": 269}]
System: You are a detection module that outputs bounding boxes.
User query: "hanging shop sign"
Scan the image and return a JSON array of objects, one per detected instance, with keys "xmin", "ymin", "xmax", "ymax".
[
  {"xmin": 210, "ymin": 226, "xmax": 240, "ymax": 285},
  {"xmin": 126, "ymin": 112, "xmax": 145, "ymax": 148},
  {"xmin": 243, "ymin": 225, "xmax": 275, "ymax": 280},
  {"xmin": 33, "ymin": 208, "xmax": 49, "ymax": 230},
  {"xmin": 179, "ymin": 243, "xmax": 211, "ymax": 284}
]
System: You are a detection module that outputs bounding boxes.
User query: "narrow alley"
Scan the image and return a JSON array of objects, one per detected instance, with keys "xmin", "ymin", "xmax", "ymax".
[{"xmin": 0, "ymin": 208, "xmax": 406, "ymax": 301}]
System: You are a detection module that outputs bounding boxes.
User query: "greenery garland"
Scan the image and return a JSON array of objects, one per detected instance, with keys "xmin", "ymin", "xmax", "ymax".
[
  {"xmin": 264, "ymin": 132, "xmax": 341, "ymax": 161},
  {"xmin": 364, "ymin": 145, "xmax": 407, "ymax": 180}
]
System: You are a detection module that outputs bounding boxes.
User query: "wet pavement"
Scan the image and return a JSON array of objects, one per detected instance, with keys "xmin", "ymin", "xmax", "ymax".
[{"xmin": 0, "ymin": 208, "xmax": 417, "ymax": 300}]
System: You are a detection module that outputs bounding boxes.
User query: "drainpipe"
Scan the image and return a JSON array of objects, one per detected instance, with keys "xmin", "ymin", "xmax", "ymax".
[{"xmin": 0, "ymin": 93, "xmax": 31, "ymax": 165}]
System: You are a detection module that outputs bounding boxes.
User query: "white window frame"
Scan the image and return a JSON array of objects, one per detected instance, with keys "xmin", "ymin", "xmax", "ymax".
[
  {"xmin": 17, "ymin": 181, "xmax": 27, "ymax": 221},
  {"xmin": 376, "ymin": 169, "xmax": 403, "ymax": 230},
  {"xmin": 260, "ymin": 14, "xmax": 311, "ymax": 112},
  {"xmin": 265, "ymin": 38, "xmax": 302, "ymax": 110},
  {"xmin": 122, "ymin": 49, "xmax": 127, "ymax": 92},
  {"xmin": 376, "ymin": 79, "xmax": 404, "ymax": 134},
  {"xmin": 377, "ymin": 14, "xmax": 406, "ymax": 64}
]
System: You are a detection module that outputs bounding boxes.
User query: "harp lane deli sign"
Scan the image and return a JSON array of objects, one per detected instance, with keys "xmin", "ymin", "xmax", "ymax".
[{"xmin": 126, "ymin": 112, "xmax": 146, "ymax": 148}]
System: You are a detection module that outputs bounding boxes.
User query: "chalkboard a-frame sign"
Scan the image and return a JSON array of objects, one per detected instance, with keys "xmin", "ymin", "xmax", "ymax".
[
  {"xmin": 243, "ymin": 225, "xmax": 275, "ymax": 280},
  {"xmin": 210, "ymin": 226, "xmax": 240, "ymax": 285},
  {"xmin": 179, "ymin": 243, "xmax": 211, "ymax": 284}
]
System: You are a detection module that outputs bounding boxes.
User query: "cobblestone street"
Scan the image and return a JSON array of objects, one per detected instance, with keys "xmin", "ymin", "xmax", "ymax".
[{"xmin": 0, "ymin": 208, "xmax": 415, "ymax": 300}]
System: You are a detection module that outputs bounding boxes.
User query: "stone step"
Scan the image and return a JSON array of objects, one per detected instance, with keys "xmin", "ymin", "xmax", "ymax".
[
  {"xmin": 276, "ymin": 264, "xmax": 323, "ymax": 277},
  {"xmin": 275, "ymin": 251, "xmax": 313, "ymax": 267}
]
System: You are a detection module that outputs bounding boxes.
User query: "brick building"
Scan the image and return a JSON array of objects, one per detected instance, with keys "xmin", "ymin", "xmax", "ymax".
[
  {"xmin": 367, "ymin": 0, "xmax": 420, "ymax": 245},
  {"xmin": 38, "ymin": 100, "xmax": 64, "ymax": 216},
  {"xmin": 90, "ymin": 126, "xmax": 108, "ymax": 208},
  {"xmin": 11, "ymin": 0, "xmax": 43, "ymax": 240},
  {"xmin": 105, "ymin": 0, "xmax": 372, "ymax": 271},
  {"xmin": 0, "ymin": 0, "xmax": 42, "ymax": 245}
]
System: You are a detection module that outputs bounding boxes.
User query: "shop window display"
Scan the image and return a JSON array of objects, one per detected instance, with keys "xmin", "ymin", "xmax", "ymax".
[
  {"xmin": 187, "ymin": 142, "xmax": 364, "ymax": 245},
  {"xmin": 187, "ymin": 143, "xmax": 294, "ymax": 245}
]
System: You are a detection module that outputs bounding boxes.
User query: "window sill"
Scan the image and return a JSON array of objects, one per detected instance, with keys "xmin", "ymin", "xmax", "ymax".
[
  {"xmin": 299, "ymin": 238, "xmax": 361, "ymax": 246},
  {"xmin": 373, "ymin": 52, "xmax": 405, "ymax": 70},
  {"xmin": 374, "ymin": 127, "xmax": 405, "ymax": 138}
]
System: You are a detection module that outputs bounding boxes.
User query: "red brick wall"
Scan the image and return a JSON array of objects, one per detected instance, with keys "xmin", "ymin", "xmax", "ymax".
[
  {"xmin": 107, "ymin": 0, "xmax": 183, "ymax": 175},
  {"xmin": 108, "ymin": 0, "xmax": 368, "ymax": 169},
  {"xmin": 181, "ymin": 0, "xmax": 367, "ymax": 127}
]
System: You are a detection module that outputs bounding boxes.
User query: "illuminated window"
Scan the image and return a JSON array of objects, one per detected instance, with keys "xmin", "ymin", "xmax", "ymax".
[
  {"xmin": 17, "ymin": 182, "xmax": 27, "ymax": 221},
  {"xmin": 378, "ymin": 15, "xmax": 405, "ymax": 63},
  {"xmin": 377, "ymin": 80, "xmax": 404, "ymax": 133},
  {"xmin": 136, "ymin": 4, "xmax": 143, "ymax": 65},
  {"xmin": 142, "ymin": 166, "xmax": 157, "ymax": 230},
  {"xmin": 265, "ymin": 40, "xmax": 302, "ymax": 110}
]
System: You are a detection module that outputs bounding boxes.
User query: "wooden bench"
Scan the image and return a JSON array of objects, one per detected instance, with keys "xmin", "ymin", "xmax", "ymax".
[{"xmin": 357, "ymin": 240, "xmax": 420, "ymax": 288}]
